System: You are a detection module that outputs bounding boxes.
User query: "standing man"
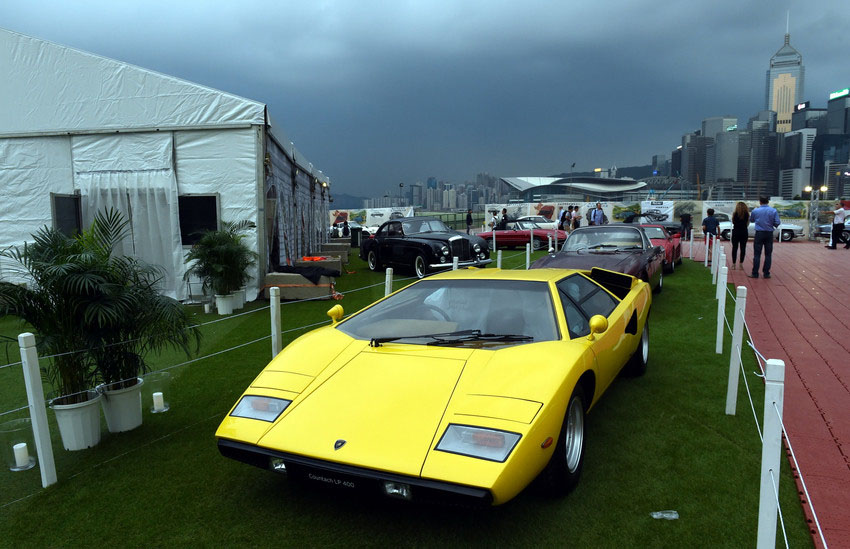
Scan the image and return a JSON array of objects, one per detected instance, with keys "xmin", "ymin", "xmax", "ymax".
[
  {"xmin": 590, "ymin": 202, "xmax": 605, "ymax": 225},
  {"xmin": 679, "ymin": 212, "xmax": 692, "ymax": 240},
  {"xmin": 556, "ymin": 206, "xmax": 565, "ymax": 230},
  {"xmin": 701, "ymin": 208, "xmax": 719, "ymax": 261},
  {"xmin": 748, "ymin": 196, "xmax": 781, "ymax": 279},
  {"xmin": 466, "ymin": 209, "xmax": 473, "ymax": 235},
  {"xmin": 571, "ymin": 206, "xmax": 582, "ymax": 229},
  {"xmin": 498, "ymin": 208, "xmax": 508, "ymax": 230},
  {"xmin": 826, "ymin": 201, "xmax": 846, "ymax": 249}
]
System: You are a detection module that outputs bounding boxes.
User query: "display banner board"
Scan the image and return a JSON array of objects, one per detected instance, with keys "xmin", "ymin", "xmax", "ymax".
[
  {"xmin": 329, "ymin": 207, "xmax": 414, "ymax": 229},
  {"xmin": 640, "ymin": 201, "xmax": 675, "ymax": 222}
]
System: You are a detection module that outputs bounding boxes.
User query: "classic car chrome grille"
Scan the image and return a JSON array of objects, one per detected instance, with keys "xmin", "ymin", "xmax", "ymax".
[{"xmin": 449, "ymin": 237, "xmax": 471, "ymax": 259}]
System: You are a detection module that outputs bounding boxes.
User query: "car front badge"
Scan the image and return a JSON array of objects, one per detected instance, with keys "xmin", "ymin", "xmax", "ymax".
[{"xmin": 334, "ymin": 439, "xmax": 347, "ymax": 450}]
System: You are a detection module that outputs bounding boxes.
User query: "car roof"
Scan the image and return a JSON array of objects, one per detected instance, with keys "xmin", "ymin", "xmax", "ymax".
[{"xmin": 426, "ymin": 267, "xmax": 582, "ymax": 283}]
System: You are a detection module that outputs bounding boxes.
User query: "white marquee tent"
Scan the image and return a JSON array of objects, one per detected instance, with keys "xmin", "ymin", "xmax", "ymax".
[{"xmin": 0, "ymin": 28, "xmax": 330, "ymax": 301}]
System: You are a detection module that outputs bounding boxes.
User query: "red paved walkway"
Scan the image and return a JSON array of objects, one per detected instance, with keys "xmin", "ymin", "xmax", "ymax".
[{"xmin": 690, "ymin": 237, "xmax": 850, "ymax": 548}]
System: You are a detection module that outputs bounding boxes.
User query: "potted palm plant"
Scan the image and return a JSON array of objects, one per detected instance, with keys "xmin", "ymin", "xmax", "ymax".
[
  {"xmin": 184, "ymin": 221, "xmax": 257, "ymax": 315},
  {"xmin": 0, "ymin": 210, "xmax": 201, "ymax": 443}
]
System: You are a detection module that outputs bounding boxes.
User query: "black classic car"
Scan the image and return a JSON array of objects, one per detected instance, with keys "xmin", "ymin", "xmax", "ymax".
[
  {"xmin": 531, "ymin": 225, "xmax": 664, "ymax": 293},
  {"xmin": 360, "ymin": 216, "xmax": 491, "ymax": 278}
]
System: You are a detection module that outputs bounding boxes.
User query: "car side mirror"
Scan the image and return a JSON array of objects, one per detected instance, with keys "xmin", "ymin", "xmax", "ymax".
[
  {"xmin": 587, "ymin": 315, "xmax": 609, "ymax": 341},
  {"xmin": 327, "ymin": 304, "xmax": 344, "ymax": 324}
]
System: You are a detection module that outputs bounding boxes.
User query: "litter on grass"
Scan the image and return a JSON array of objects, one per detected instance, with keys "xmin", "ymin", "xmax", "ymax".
[{"xmin": 650, "ymin": 510, "xmax": 679, "ymax": 520}]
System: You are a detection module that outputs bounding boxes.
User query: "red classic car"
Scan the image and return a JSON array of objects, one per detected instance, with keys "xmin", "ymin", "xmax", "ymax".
[
  {"xmin": 640, "ymin": 224, "xmax": 682, "ymax": 274},
  {"xmin": 479, "ymin": 220, "xmax": 567, "ymax": 250}
]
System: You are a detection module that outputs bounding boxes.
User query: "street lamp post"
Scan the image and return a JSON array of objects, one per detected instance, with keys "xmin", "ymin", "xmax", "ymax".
[
  {"xmin": 399, "ymin": 183, "xmax": 404, "ymax": 208},
  {"xmin": 804, "ymin": 184, "xmax": 828, "ymax": 241}
]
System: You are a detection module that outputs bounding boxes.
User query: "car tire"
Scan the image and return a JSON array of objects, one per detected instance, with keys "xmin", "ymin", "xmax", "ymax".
[
  {"xmin": 540, "ymin": 385, "xmax": 586, "ymax": 496},
  {"xmin": 663, "ymin": 259, "xmax": 674, "ymax": 274},
  {"xmin": 367, "ymin": 249, "xmax": 380, "ymax": 271},
  {"xmin": 532, "ymin": 237, "xmax": 545, "ymax": 250},
  {"xmin": 721, "ymin": 230, "xmax": 730, "ymax": 241},
  {"xmin": 781, "ymin": 230, "xmax": 793, "ymax": 242},
  {"xmin": 653, "ymin": 271, "xmax": 663, "ymax": 294},
  {"xmin": 414, "ymin": 254, "xmax": 428, "ymax": 279},
  {"xmin": 624, "ymin": 321, "xmax": 649, "ymax": 377}
]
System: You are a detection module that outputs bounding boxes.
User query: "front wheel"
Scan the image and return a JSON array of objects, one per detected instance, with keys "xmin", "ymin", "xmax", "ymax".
[
  {"xmin": 367, "ymin": 249, "xmax": 380, "ymax": 271},
  {"xmin": 653, "ymin": 270, "xmax": 663, "ymax": 294},
  {"xmin": 414, "ymin": 254, "xmax": 428, "ymax": 278},
  {"xmin": 781, "ymin": 230, "xmax": 793, "ymax": 242},
  {"xmin": 721, "ymin": 230, "xmax": 730, "ymax": 241},
  {"xmin": 532, "ymin": 237, "xmax": 545, "ymax": 250},
  {"xmin": 540, "ymin": 385, "xmax": 586, "ymax": 496}
]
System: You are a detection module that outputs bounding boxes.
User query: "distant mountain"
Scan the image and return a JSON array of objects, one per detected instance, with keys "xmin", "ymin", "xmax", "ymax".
[{"xmin": 330, "ymin": 192, "xmax": 367, "ymax": 210}]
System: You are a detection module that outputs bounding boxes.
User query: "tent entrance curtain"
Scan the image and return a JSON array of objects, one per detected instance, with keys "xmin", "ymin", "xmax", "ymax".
[{"xmin": 78, "ymin": 170, "xmax": 185, "ymax": 300}]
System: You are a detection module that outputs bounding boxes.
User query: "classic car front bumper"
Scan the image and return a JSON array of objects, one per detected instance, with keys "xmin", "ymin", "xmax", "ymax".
[
  {"xmin": 218, "ymin": 438, "xmax": 493, "ymax": 505},
  {"xmin": 429, "ymin": 258, "xmax": 493, "ymax": 270}
]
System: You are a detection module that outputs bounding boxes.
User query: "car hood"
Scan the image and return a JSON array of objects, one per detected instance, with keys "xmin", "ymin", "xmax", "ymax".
[
  {"xmin": 408, "ymin": 231, "xmax": 484, "ymax": 244},
  {"xmin": 532, "ymin": 250, "xmax": 641, "ymax": 275},
  {"xmin": 257, "ymin": 345, "xmax": 467, "ymax": 476}
]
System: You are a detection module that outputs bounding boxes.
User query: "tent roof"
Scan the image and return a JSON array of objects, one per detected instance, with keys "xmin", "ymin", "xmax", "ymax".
[
  {"xmin": 502, "ymin": 176, "xmax": 647, "ymax": 193},
  {"xmin": 0, "ymin": 28, "xmax": 266, "ymax": 137}
]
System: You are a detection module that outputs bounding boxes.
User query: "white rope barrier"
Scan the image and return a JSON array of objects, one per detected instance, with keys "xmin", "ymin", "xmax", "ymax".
[
  {"xmin": 0, "ymin": 404, "xmax": 28, "ymax": 417},
  {"xmin": 772, "ymin": 401, "xmax": 829, "ymax": 549},
  {"xmin": 768, "ymin": 468, "xmax": 791, "ymax": 549},
  {"xmin": 737, "ymin": 343, "xmax": 763, "ymax": 443}
]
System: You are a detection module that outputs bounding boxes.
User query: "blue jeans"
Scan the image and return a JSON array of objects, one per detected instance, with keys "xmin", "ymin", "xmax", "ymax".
[{"xmin": 751, "ymin": 231, "xmax": 774, "ymax": 276}]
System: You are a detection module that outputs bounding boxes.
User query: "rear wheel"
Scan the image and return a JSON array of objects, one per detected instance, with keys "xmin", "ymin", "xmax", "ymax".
[
  {"xmin": 842, "ymin": 230, "xmax": 850, "ymax": 243},
  {"xmin": 653, "ymin": 271, "xmax": 663, "ymax": 294},
  {"xmin": 721, "ymin": 229, "xmax": 730, "ymax": 241},
  {"xmin": 540, "ymin": 385, "xmax": 586, "ymax": 496},
  {"xmin": 414, "ymin": 254, "xmax": 428, "ymax": 278},
  {"xmin": 532, "ymin": 237, "xmax": 545, "ymax": 250},
  {"xmin": 663, "ymin": 259, "xmax": 675, "ymax": 274},
  {"xmin": 624, "ymin": 321, "xmax": 649, "ymax": 376},
  {"xmin": 367, "ymin": 249, "xmax": 380, "ymax": 271}
]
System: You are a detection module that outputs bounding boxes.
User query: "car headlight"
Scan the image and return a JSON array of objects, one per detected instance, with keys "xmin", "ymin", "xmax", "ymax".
[
  {"xmin": 440, "ymin": 245, "xmax": 450, "ymax": 256},
  {"xmin": 230, "ymin": 395, "xmax": 291, "ymax": 422},
  {"xmin": 473, "ymin": 243, "xmax": 481, "ymax": 253},
  {"xmin": 435, "ymin": 424, "xmax": 521, "ymax": 462}
]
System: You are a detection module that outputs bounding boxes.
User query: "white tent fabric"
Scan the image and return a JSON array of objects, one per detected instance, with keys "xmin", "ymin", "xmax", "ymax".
[
  {"xmin": 0, "ymin": 28, "xmax": 265, "ymax": 136},
  {"xmin": 74, "ymin": 133, "xmax": 185, "ymax": 300}
]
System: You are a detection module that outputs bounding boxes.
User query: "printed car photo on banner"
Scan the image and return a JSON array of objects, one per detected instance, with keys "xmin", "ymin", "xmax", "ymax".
[{"xmin": 639, "ymin": 201, "xmax": 674, "ymax": 222}]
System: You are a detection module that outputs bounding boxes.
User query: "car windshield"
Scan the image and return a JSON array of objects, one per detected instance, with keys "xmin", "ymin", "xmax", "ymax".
[
  {"xmin": 402, "ymin": 219, "xmax": 450, "ymax": 234},
  {"xmin": 337, "ymin": 279, "xmax": 558, "ymax": 346},
  {"xmin": 642, "ymin": 227, "xmax": 667, "ymax": 239},
  {"xmin": 564, "ymin": 228, "xmax": 643, "ymax": 251}
]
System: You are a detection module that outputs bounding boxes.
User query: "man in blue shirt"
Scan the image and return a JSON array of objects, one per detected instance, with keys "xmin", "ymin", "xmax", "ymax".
[
  {"xmin": 701, "ymin": 208, "xmax": 719, "ymax": 261},
  {"xmin": 590, "ymin": 202, "xmax": 606, "ymax": 225},
  {"xmin": 748, "ymin": 196, "xmax": 781, "ymax": 279}
]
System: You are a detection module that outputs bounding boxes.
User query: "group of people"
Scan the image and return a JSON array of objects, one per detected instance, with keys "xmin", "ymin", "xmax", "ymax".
[
  {"xmin": 555, "ymin": 202, "xmax": 607, "ymax": 231},
  {"xmin": 700, "ymin": 197, "xmax": 781, "ymax": 279}
]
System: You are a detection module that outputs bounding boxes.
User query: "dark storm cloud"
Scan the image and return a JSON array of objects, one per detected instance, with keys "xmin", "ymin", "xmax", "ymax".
[{"xmin": 2, "ymin": 0, "xmax": 847, "ymax": 196}]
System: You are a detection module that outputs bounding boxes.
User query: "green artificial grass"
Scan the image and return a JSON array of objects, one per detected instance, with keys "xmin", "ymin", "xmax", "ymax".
[{"xmin": 0, "ymin": 252, "xmax": 812, "ymax": 547}]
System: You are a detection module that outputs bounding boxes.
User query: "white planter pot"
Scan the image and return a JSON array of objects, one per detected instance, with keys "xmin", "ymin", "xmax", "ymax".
[
  {"xmin": 51, "ymin": 391, "xmax": 103, "ymax": 451},
  {"xmin": 215, "ymin": 293, "xmax": 235, "ymax": 315},
  {"xmin": 234, "ymin": 287, "xmax": 247, "ymax": 310},
  {"xmin": 99, "ymin": 378, "xmax": 144, "ymax": 433}
]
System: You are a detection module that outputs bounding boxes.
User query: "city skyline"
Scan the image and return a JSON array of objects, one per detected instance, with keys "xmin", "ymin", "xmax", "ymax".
[{"xmin": 2, "ymin": 1, "xmax": 848, "ymax": 197}]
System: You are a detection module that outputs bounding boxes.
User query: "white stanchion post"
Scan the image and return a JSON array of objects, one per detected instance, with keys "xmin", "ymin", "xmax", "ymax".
[
  {"xmin": 757, "ymin": 359, "xmax": 786, "ymax": 549},
  {"xmin": 452, "ymin": 256, "xmax": 459, "ymax": 270},
  {"xmin": 715, "ymin": 266, "xmax": 728, "ymax": 354},
  {"xmin": 496, "ymin": 249, "xmax": 502, "ymax": 269},
  {"xmin": 548, "ymin": 234, "xmax": 552, "ymax": 251},
  {"xmin": 18, "ymin": 333, "xmax": 57, "ymax": 488},
  {"xmin": 554, "ymin": 230, "xmax": 559, "ymax": 252},
  {"xmin": 492, "ymin": 231, "xmax": 496, "ymax": 254},
  {"xmin": 726, "ymin": 286, "xmax": 747, "ymax": 415},
  {"xmin": 704, "ymin": 234, "xmax": 709, "ymax": 267},
  {"xmin": 715, "ymin": 253, "xmax": 726, "ymax": 299},
  {"xmin": 529, "ymin": 229, "xmax": 533, "ymax": 252},
  {"xmin": 525, "ymin": 243, "xmax": 531, "ymax": 270},
  {"xmin": 270, "ymin": 287, "xmax": 281, "ymax": 357},
  {"xmin": 384, "ymin": 267, "xmax": 393, "ymax": 296}
]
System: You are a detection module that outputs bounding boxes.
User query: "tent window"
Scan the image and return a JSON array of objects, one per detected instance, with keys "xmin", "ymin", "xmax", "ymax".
[
  {"xmin": 52, "ymin": 193, "xmax": 82, "ymax": 237},
  {"xmin": 178, "ymin": 195, "xmax": 219, "ymax": 245}
]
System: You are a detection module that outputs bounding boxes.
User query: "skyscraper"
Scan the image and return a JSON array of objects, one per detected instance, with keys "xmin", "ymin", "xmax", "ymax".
[{"xmin": 765, "ymin": 26, "xmax": 804, "ymax": 133}]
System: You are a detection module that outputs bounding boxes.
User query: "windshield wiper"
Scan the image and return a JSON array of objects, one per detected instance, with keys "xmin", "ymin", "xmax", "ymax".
[
  {"xmin": 619, "ymin": 245, "xmax": 644, "ymax": 250},
  {"xmin": 370, "ymin": 329, "xmax": 480, "ymax": 347},
  {"xmin": 426, "ymin": 332, "xmax": 534, "ymax": 346},
  {"xmin": 587, "ymin": 244, "xmax": 618, "ymax": 250}
]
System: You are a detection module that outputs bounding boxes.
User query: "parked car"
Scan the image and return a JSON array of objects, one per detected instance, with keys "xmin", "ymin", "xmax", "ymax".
[
  {"xmin": 479, "ymin": 220, "xmax": 566, "ymax": 250},
  {"xmin": 359, "ymin": 216, "xmax": 490, "ymax": 278},
  {"xmin": 717, "ymin": 221, "xmax": 803, "ymax": 242},
  {"xmin": 640, "ymin": 224, "xmax": 682, "ymax": 274},
  {"xmin": 815, "ymin": 220, "xmax": 850, "ymax": 243},
  {"xmin": 216, "ymin": 267, "xmax": 652, "ymax": 505},
  {"xmin": 532, "ymin": 225, "xmax": 664, "ymax": 293},
  {"xmin": 517, "ymin": 215, "xmax": 558, "ymax": 230}
]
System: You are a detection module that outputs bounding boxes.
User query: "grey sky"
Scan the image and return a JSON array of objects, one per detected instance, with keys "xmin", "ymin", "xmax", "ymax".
[{"xmin": 2, "ymin": 1, "xmax": 847, "ymax": 197}]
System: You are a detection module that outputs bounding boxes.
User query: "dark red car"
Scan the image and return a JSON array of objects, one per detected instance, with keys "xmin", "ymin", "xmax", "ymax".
[
  {"xmin": 478, "ymin": 220, "xmax": 567, "ymax": 250},
  {"xmin": 640, "ymin": 224, "xmax": 682, "ymax": 274}
]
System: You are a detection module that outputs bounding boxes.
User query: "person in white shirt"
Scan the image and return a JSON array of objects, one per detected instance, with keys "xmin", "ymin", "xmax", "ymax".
[
  {"xmin": 571, "ymin": 206, "xmax": 582, "ymax": 229},
  {"xmin": 827, "ymin": 201, "xmax": 847, "ymax": 249}
]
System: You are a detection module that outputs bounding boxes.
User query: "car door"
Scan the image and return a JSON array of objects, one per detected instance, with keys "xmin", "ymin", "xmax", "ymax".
[
  {"xmin": 556, "ymin": 274, "xmax": 634, "ymax": 397},
  {"xmin": 378, "ymin": 221, "xmax": 404, "ymax": 266},
  {"xmin": 640, "ymin": 230, "xmax": 663, "ymax": 288}
]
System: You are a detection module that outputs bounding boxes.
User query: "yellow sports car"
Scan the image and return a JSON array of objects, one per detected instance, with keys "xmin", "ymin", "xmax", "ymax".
[{"xmin": 216, "ymin": 267, "xmax": 651, "ymax": 505}]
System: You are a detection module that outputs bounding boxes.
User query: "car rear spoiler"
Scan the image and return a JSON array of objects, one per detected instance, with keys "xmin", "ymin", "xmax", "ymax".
[{"xmin": 589, "ymin": 267, "xmax": 637, "ymax": 300}]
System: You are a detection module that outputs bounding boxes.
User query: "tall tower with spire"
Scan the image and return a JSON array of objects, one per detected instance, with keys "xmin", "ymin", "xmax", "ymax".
[{"xmin": 765, "ymin": 15, "xmax": 804, "ymax": 133}]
